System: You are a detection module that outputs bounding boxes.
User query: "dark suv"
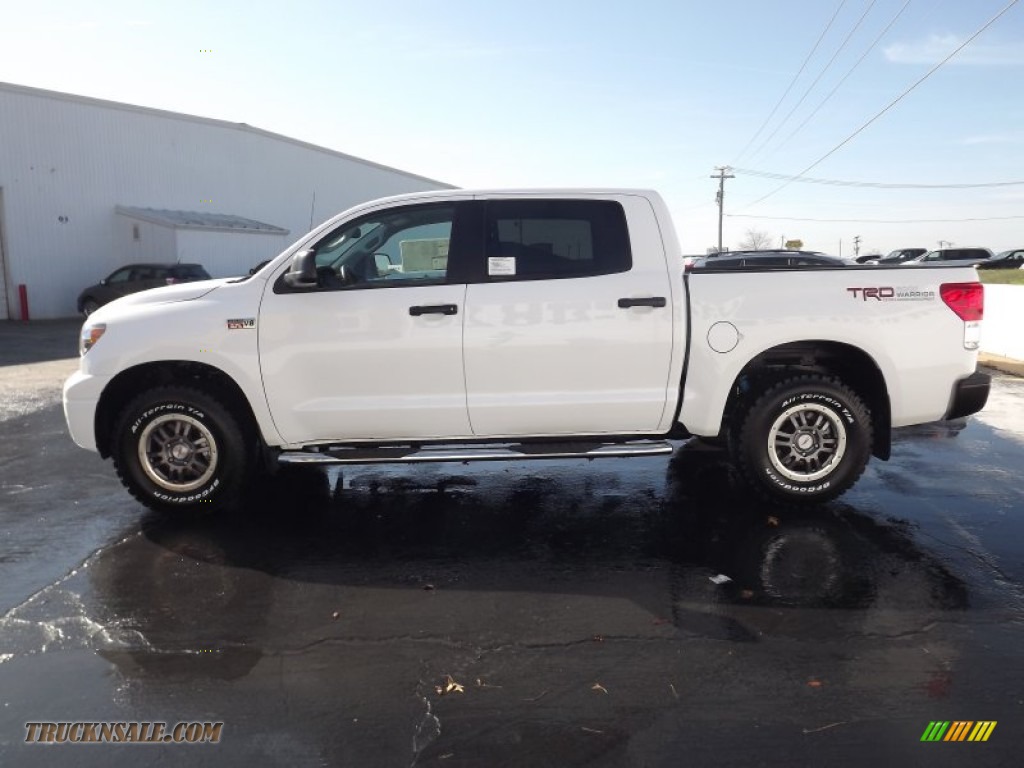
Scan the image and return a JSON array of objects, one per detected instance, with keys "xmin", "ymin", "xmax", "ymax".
[{"xmin": 77, "ymin": 263, "xmax": 211, "ymax": 316}]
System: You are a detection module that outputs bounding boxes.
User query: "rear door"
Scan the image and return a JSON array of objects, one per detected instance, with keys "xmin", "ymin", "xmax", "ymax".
[
  {"xmin": 462, "ymin": 196, "xmax": 675, "ymax": 437},
  {"xmin": 136, "ymin": 266, "xmax": 167, "ymax": 291}
]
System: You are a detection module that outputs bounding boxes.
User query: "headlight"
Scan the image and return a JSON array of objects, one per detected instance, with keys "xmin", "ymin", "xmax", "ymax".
[{"xmin": 80, "ymin": 323, "xmax": 106, "ymax": 355}]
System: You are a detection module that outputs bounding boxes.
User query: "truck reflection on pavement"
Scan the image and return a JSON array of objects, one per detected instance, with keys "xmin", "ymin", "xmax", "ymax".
[{"xmin": 90, "ymin": 439, "xmax": 966, "ymax": 689}]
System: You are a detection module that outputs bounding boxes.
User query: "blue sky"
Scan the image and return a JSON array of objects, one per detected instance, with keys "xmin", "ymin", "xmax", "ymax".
[{"xmin": 2, "ymin": 0, "xmax": 1023, "ymax": 254}]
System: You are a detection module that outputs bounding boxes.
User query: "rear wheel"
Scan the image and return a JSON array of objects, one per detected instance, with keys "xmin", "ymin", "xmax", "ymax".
[
  {"xmin": 112, "ymin": 386, "xmax": 250, "ymax": 514},
  {"xmin": 731, "ymin": 374, "xmax": 872, "ymax": 505}
]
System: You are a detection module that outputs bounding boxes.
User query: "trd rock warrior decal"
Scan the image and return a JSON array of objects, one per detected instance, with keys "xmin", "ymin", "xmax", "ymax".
[{"xmin": 846, "ymin": 287, "xmax": 936, "ymax": 302}]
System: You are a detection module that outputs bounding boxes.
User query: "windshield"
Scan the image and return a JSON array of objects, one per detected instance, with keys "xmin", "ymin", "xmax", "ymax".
[{"xmin": 315, "ymin": 222, "xmax": 384, "ymax": 269}]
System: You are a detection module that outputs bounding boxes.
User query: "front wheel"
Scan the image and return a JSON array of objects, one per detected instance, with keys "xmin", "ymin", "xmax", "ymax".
[
  {"xmin": 112, "ymin": 386, "xmax": 251, "ymax": 515},
  {"xmin": 731, "ymin": 375, "xmax": 872, "ymax": 505}
]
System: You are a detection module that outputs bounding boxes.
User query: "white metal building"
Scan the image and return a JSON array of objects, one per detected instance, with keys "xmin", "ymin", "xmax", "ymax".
[{"xmin": 0, "ymin": 81, "xmax": 453, "ymax": 319}]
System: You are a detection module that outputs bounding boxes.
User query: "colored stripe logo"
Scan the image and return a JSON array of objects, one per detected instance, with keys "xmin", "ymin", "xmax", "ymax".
[{"xmin": 921, "ymin": 721, "xmax": 996, "ymax": 742}]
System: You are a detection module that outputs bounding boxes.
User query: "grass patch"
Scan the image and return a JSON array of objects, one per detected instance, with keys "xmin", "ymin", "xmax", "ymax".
[{"xmin": 979, "ymin": 270, "xmax": 1024, "ymax": 285}]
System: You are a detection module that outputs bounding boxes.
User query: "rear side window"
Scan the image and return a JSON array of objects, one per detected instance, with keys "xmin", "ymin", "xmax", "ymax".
[
  {"xmin": 171, "ymin": 265, "xmax": 211, "ymax": 279},
  {"xmin": 483, "ymin": 199, "xmax": 631, "ymax": 280}
]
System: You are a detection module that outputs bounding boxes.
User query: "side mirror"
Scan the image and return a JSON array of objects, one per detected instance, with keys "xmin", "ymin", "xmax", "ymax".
[
  {"xmin": 373, "ymin": 253, "xmax": 392, "ymax": 276},
  {"xmin": 283, "ymin": 250, "xmax": 318, "ymax": 289},
  {"xmin": 100, "ymin": 279, "xmax": 108, "ymax": 286}
]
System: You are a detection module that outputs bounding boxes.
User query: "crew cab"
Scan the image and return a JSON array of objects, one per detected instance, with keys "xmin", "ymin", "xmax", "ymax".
[{"xmin": 63, "ymin": 189, "xmax": 990, "ymax": 514}]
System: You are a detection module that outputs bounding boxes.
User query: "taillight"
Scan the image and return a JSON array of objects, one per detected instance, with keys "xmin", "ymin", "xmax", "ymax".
[
  {"xmin": 940, "ymin": 282, "xmax": 983, "ymax": 321},
  {"xmin": 941, "ymin": 282, "xmax": 983, "ymax": 350}
]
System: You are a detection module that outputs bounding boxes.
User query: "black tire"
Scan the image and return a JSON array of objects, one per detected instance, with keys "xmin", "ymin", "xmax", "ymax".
[
  {"xmin": 82, "ymin": 298, "xmax": 100, "ymax": 317},
  {"xmin": 112, "ymin": 386, "xmax": 251, "ymax": 515},
  {"xmin": 731, "ymin": 374, "xmax": 872, "ymax": 505}
]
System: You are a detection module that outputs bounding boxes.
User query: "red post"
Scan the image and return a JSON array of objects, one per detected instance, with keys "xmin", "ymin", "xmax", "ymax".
[{"xmin": 18, "ymin": 284, "xmax": 29, "ymax": 321}]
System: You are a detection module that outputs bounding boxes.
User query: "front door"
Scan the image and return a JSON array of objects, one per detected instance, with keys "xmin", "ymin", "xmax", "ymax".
[{"xmin": 259, "ymin": 201, "xmax": 473, "ymax": 445}]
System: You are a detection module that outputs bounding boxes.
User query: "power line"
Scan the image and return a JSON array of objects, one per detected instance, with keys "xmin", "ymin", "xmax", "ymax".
[
  {"xmin": 731, "ymin": 0, "xmax": 848, "ymax": 164},
  {"xmin": 751, "ymin": 0, "xmax": 878, "ymax": 161},
  {"xmin": 773, "ymin": 0, "xmax": 914, "ymax": 155},
  {"xmin": 739, "ymin": 0, "xmax": 1023, "ymax": 210},
  {"xmin": 727, "ymin": 213, "xmax": 1024, "ymax": 223},
  {"xmin": 734, "ymin": 167, "xmax": 1024, "ymax": 189}
]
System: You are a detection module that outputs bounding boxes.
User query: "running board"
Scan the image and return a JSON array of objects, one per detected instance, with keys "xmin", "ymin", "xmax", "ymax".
[{"xmin": 278, "ymin": 440, "xmax": 674, "ymax": 466}]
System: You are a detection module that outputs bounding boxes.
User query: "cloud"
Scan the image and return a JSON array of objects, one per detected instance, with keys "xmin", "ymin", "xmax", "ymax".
[
  {"xmin": 960, "ymin": 132, "xmax": 1024, "ymax": 145},
  {"xmin": 884, "ymin": 33, "xmax": 1024, "ymax": 66}
]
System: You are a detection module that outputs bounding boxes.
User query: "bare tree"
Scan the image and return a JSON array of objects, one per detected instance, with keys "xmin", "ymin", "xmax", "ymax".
[{"xmin": 739, "ymin": 228, "xmax": 772, "ymax": 250}]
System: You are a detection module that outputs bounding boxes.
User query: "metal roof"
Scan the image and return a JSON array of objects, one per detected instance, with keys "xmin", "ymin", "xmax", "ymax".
[
  {"xmin": 116, "ymin": 206, "xmax": 290, "ymax": 235},
  {"xmin": 1, "ymin": 81, "xmax": 455, "ymax": 189}
]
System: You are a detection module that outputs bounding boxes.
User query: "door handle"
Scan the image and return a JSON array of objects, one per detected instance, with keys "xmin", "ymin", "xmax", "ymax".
[
  {"xmin": 409, "ymin": 304, "xmax": 458, "ymax": 316},
  {"xmin": 617, "ymin": 297, "xmax": 667, "ymax": 309}
]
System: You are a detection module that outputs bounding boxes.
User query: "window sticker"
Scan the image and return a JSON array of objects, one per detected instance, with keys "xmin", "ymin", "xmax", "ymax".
[{"xmin": 488, "ymin": 257, "xmax": 516, "ymax": 276}]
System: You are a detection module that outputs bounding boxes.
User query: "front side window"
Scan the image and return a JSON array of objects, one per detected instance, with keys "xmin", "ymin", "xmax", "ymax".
[
  {"xmin": 107, "ymin": 268, "xmax": 133, "ymax": 283},
  {"xmin": 301, "ymin": 203, "xmax": 456, "ymax": 289},
  {"xmin": 483, "ymin": 199, "xmax": 631, "ymax": 281}
]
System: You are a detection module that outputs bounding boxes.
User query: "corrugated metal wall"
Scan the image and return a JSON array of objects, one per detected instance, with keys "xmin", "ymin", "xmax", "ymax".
[
  {"xmin": 0, "ymin": 83, "xmax": 451, "ymax": 318},
  {"xmin": 176, "ymin": 229, "xmax": 290, "ymax": 279}
]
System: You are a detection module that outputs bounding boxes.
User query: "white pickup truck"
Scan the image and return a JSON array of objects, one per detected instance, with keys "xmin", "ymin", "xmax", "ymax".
[{"xmin": 63, "ymin": 189, "xmax": 990, "ymax": 514}]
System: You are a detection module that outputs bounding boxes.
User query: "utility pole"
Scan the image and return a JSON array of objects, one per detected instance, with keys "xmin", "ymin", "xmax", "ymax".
[
  {"xmin": 853, "ymin": 235, "xmax": 862, "ymax": 258},
  {"xmin": 711, "ymin": 166, "xmax": 734, "ymax": 253}
]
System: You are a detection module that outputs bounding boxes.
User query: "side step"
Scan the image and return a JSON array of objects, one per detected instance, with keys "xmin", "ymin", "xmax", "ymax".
[{"xmin": 278, "ymin": 439, "xmax": 674, "ymax": 466}]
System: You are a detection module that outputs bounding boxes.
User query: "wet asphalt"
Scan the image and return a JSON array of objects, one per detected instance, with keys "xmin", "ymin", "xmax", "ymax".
[{"xmin": 0, "ymin": 321, "xmax": 1022, "ymax": 767}]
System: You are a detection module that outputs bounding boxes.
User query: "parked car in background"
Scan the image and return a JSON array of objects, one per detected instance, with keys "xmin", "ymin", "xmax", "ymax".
[
  {"xmin": 692, "ymin": 250, "xmax": 846, "ymax": 270},
  {"xmin": 908, "ymin": 248, "xmax": 993, "ymax": 267},
  {"xmin": 863, "ymin": 248, "xmax": 926, "ymax": 265},
  {"xmin": 977, "ymin": 248, "xmax": 1024, "ymax": 270},
  {"xmin": 77, "ymin": 263, "xmax": 211, "ymax": 316}
]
